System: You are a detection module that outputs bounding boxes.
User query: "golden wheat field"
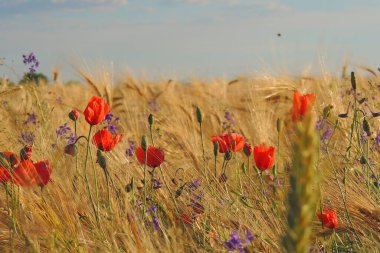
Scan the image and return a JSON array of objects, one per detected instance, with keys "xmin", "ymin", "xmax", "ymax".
[{"xmin": 0, "ymin": 68, "xmax": 379, "ymax": 253}]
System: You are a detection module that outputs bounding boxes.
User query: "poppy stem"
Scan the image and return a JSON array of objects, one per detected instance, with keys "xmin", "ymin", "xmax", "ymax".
[
  {"xmin": 199, "ymin": 122, "xmax": 207, "ymax": 179},
  {"xmin": 83, "ymin": 125, "xmax": 100, "ymax": 226},
  {"xmin": 149, "ymin": 125, "xmax": 155, "ymax": 146},
  {"xmin": 74, "ymin": 121, "xmax": 79, "ymax": 177},
  {"xmin": 214, "ymin": 155, "xmax": 217, "ymax": 178},
  {"xmin": 143, "ymin": 148, "xmax": 147, "ymax": 216},
  {"xmin": 319, "ymin": 201, "xmax": 326, "ymax": 241}
]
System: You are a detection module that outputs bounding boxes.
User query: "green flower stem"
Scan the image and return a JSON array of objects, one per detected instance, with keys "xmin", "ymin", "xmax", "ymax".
[
  {"xmin": 143, "ymin": 148, "xmax": 147, "ymax": 216},
  {"xmin": 83, "ymin": 125, "xmax": 99, "ymax": 225}
]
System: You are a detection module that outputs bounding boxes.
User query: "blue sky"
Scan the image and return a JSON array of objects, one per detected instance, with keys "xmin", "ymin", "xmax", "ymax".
[{"xmin": 1, "ymin": 0, "xmax": 380, "ymax": 81}]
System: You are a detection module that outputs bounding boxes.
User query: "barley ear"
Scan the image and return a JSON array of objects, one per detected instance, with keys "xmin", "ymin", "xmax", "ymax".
[{"xmin": 282, "ymin": 112, "xmax": 319, "ymax": 253}]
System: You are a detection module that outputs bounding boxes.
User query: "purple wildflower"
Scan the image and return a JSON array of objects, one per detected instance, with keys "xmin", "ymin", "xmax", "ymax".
[
  {"xmin": 321, "ymin": 126, "xmax": 332, "ymax": 143},
  {"xmin": 153, "ymin": 178, "xmax": 162, "ymax": 189},
  {"xmin": 108, "ymin": 124, "xmax": 117, "ymax": 135},
  {"xmin": 22, "ymin": 53, "xmax": 39, "ymax": 73},
  {"xmin": 104, "ymin": 113, "xmax": 113, "ymax": 123},
  {"xmin": 375, "ymin": 132, "xmax": 380, "ymax": 145},
  {"xmin": 102, "ymin": 112, "xmax": 120, "ymax": 134},
  {"xmin": 224, "ymin": 230, "xmax": 254, "ymax": 252},
  {"xmin": 316, "ymin": 117, "xmax": 324, "ymax": 131},
  {"xmin": 24, "ymin": 113, "xmax": 38, "ymax": 125},
  {"xmin": 67, "ymin": 133, "xmax": 76, "ymax": 144},
  {"xmin": 125, "ymin": 140, "xmax": 135, "ymax": 157},
  {"xmin": 152, "ymin": 217, "xmax": 161, "ymax": 231},
  {"xmin": 188, "ymin": 179, "xmax": 201, "ymax": 190},
  {"xmin": 224, "ymin": 231, "xmax": 244, "ymax": 252},
  {"xmin": 19, "ymin": 131, "xmax": 35, "ymax": 145},
  {"xmin": 147, "ymin": 204, "xmax": 157, "ymax": 214},
  {"xmin": 56, "ymin": 123, "xmax": 71, "ymax": 138},
  {"xmin": 222, "ymin": 111, "xmax": 236, "ymax": 129},
  {"xmin": 246, "ymin": 229, "xmax": 254, "ymax": 242}
]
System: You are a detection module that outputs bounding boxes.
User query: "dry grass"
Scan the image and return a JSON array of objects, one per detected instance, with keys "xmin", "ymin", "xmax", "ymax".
[{"xmin": 0, "ymin": 70, "xmax": 379, "ymax": 252}]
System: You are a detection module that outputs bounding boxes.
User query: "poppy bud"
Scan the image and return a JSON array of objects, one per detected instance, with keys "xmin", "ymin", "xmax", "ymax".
[
  {"xmin": 20, "ymin": 145, "xmax": 32, "ymax": 161},
  {"xmin": 374, "ymin": 181, "xmax": 379, "ymax": 189},
  {"xmin": 276, "ymin": 118, "xmax": 283, "ymax": 133},
  {"xmin": 219, "ymin": 173, "xmax": 227, "ymax": 183},
  {"xmin": 97, "ymin": 150, "xmax": 107, "ymax": 170},
  {"xmin": 148, "ymin": 114, "xmax": 154, "ymax": 126},
  {"xmin": 125, "ymin": 177, "xmax": 134, "ymax": 193},
  {"xmin": 360, "ymin": 155, "xmax": 367, "ymax": 165},
  {"xmin": 196, "ymin": 106, "xmax": 202, "ymax": 124},
  {"xmin": 64, "ymin": 144, "xmax": 77, "ymax": 156},
  {"xmin": 243, "ymin": 143, "xmax": 252, "ymax": 156},
  {"xmin": 213, "ymin": 141, "xmax": 219, "ymax": 157},
  {"xmin": 174, "ymin": 184, "xmax": 185, "ymax": 198},
  {"xmin": 363, "ymin": 119, "xmax": 371, "ymax": 136},
  {"xmin": 224, "ymin": 150, "xmax": 232, "ymax": 161},
  {"xmin": 141, "ymin": 135, "xmax": 148, "ymax": 151},
  {"xmin": 69, "ymin": 110, "xmax": 79, "ymax": 121},
  {"xmin": 323, "ymin": 105, "xmax": 333, "ymax": 118},
  {"xmin": 358, "ymin": 98, "xmax": 366, "ymax": 104},
  {"xmin": 351, "ymin": 72, "xmax": 356, "ymax": 91}
]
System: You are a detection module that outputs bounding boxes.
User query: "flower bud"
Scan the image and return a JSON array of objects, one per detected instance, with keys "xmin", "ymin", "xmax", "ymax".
[
  {"xmin": 243, "ymin": 143, "xmax": 252, "ymax": 156},
  {"xmin": 224, "ymin": 150, "xmax": 232, "ymax": 161},
  {"xmin": 323, "ymin": 105, "xmax": 333, "ymax": 118},
  {"xmin": 219, "ymin": 173, "xmax": 227, "ymax": 183},
  {"xmin": 276, "ymin": 118, "xmax": 283, "ymax": 133},
  {"xmin": 213, "ymin": 141, "xmax": 219, "ymax": 157},
  {"xmin": 97, "ymin": 149, "xmax": 107, "ymax": 170},
  {"xmin": 196, "ymin": 106, "xmax": 202, "ymax": 124},
  {"xmin": 64, "ymin": 144, "xmax": 77, "ymax": 156},
  {"xmin": 148, "ymin": 114, "xmax": 154, "ymax": 126},
  {"xmin": 360, "ymin": 155, "xmax": 367, "ymax": 165},
  {"xmin": 351, "ymin": 71, "xmax": 356, "ymax": 91},
  {"xmin": 20, "ymin": 145, "xmax": 32, "ymax": 161},
  {"xmin": 69, "ymin": 110, "xmax": 79, "ymax": 121},
  {"xmin": 363, "ymin": 119, "xmax": 371, "ymax": 137},
  {"xmin": 125, "ymin": 177, "xmax": 134, "ymax": 193},
  {"xmin": 141, "ymin": 135, "xmax": 148, "ymax": 151}
]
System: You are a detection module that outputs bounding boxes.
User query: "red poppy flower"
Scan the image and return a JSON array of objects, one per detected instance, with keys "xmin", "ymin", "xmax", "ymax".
[
  {"xmin": 317, "ymin": 208, "xmax": 338, "ymax": 229},
  {"xmin": 0, "ymin": 152, "xmax": 20, "ymax": 182},
  {"xmin": 84, "ymin": 96, "xmax": 110, "ymax": 125},
  {"xmin": 12, "ymin": 159, "xmax": 38, "ymax": 186},
  {"xmin": 253, "ymin": 144, "xmax": 275, "ymax": 171},
  {"xmin": 92, "ymin": 129, "xmax": 123, "ymax": 151},
  {"xmin": 34, "ymin": 160, "xmax": 52, "ymax": 187},
  {"xmin": 135, "ymin": 145, "xmax": 164, "ymax": 168},
  {"xmin": 211, "ymin": 133, "xmax": 245, "ymax": 153},
  {"xmin": 0, "ymin": 167, "xmax": 10, "ymax": 182},
  {"xmin": 291, "ymin": 91, "xmax": 315, "ymax": 122}
]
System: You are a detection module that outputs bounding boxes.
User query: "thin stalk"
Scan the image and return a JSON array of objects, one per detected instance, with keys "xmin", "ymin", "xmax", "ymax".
[
  {"xmin": 143, "ymin": 148, "xmax": 147, "ymax": 215},
  {"xmin": 199, "ymin": 122, "xmax": 208, "ymax": 182},
  {"xmin": 149, "ymin": 125, "xmax": 155, "ymax": 146},
  {"xmin": 83, "ymin": 125, "xmax": 99, "ymax": 225},
  {"xmin": 159, "ymin": 166, "xmax": 179, "ymax": 214},
  {"xmin": 75, "ymin": 121, "xmax": 79, "ymax": 176}
]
